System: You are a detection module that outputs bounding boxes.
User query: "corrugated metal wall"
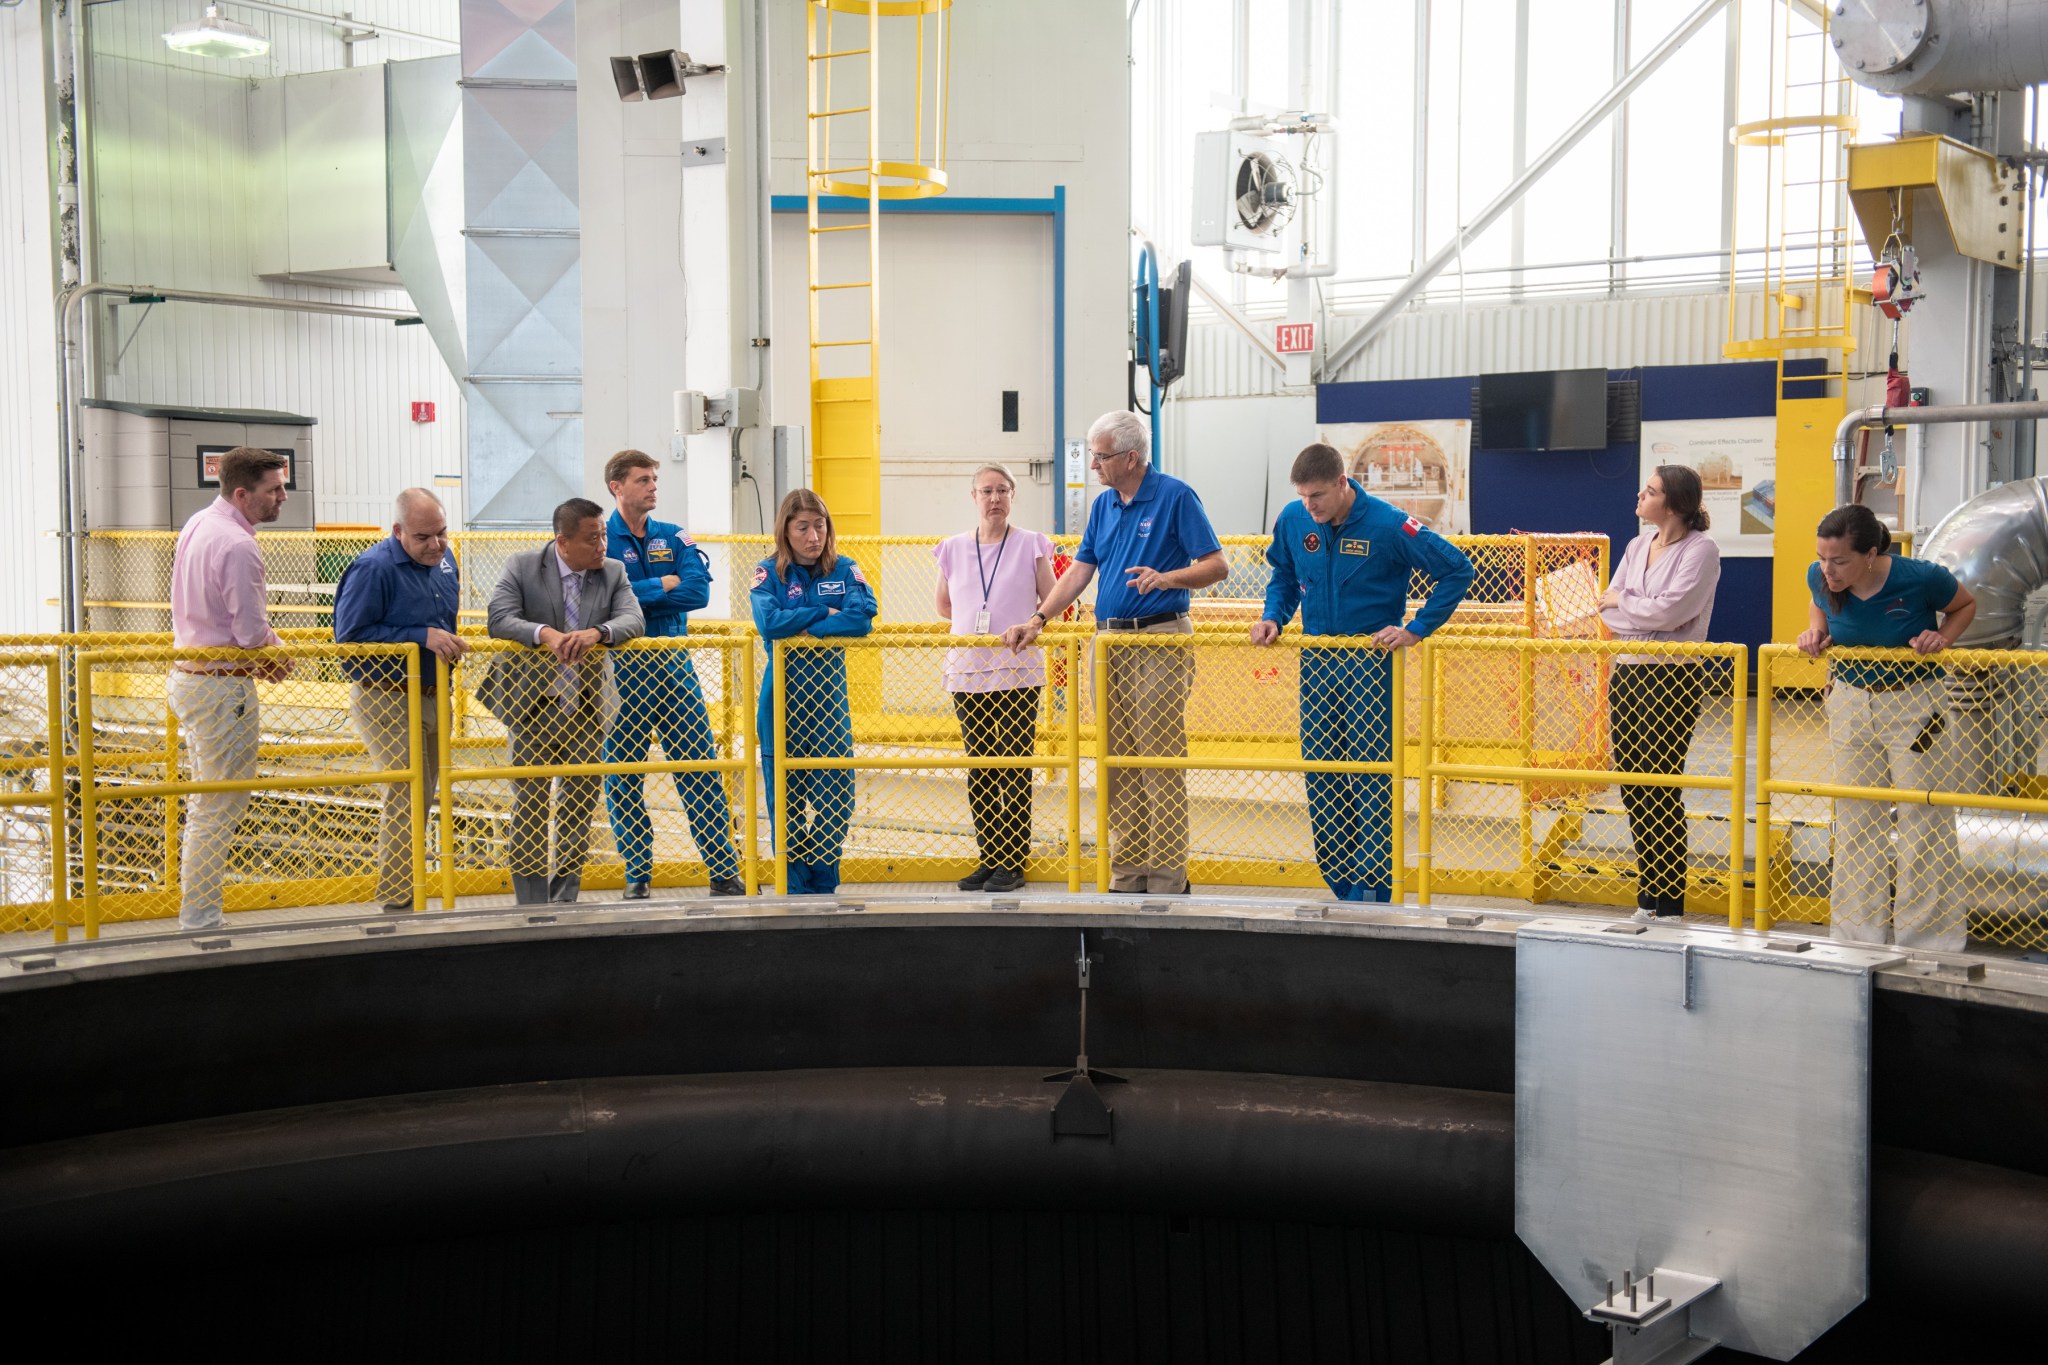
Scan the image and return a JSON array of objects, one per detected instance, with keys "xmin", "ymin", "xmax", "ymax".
[
  {"xmin": 1176, "ymin": 288, "xmax": 1887, "ymax": 399},
  {"xmin": 0, "ymin": 5, "xmax": 62, "ymax": 633},
  {"xmin": 83, "ymin": 0, "xmax": 465, "ymax": 528}
]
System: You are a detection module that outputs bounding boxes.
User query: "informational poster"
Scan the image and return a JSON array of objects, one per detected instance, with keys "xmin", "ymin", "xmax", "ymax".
[
  {"xmin": 1639, "ymin": 417, "xmax": 1776, "ymax": 558},
  {"xmin": 1316, "ymin": 419, "xmax": 1472, "ymax": 534}
]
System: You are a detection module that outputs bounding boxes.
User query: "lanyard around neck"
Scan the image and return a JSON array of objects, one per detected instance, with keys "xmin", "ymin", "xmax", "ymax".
[{"xmin": 973, "ymin": 527, "xmax": 1010, "ymax": 606}]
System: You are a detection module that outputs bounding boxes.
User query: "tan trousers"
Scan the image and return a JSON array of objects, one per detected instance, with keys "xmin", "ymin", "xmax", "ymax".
[
  {"xmin": 508, "ymin": 711, "xmax": 606, "ymax": 879},
  {"xmin": 1096, "ymin": 616, "xmax": 1195, "ymax": 893},
  {"xmin": 348, "ymin": 683, "xmax": 440, "ymax": 908},
  {"xmin": 1826, "ymin": 677, "xmax": 1967, "ymax": 952},
  {"xmin": 165, "ymin": 671, "xmax": 259, "ymax": 930}
]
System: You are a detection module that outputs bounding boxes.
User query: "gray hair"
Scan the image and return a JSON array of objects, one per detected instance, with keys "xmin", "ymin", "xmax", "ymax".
[
  {"xmin": 970, "ymin": 462, "xmax": 1017, "ymax": 491},
  {"xmin": 393, "ymin": 487, "xmax": 444, "ymax": 523},
  {"xmin": 1087, "ymin": 410, "xmax": 1150, "ymax": 460}
]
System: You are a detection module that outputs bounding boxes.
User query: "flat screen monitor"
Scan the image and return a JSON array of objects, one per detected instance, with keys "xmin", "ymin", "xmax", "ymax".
[{"xmin": 1476, "ymin": 369, "xmax": 1608, "ymax": 451}]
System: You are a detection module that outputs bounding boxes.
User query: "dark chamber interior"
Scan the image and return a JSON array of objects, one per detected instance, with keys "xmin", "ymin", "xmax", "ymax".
[{"xmin": 6, "ymin": 915, "xmax": 2044, "ymax": 1363}]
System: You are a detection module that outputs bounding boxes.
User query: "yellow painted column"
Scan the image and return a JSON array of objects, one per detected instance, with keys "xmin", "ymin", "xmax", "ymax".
[{"xmin": 1772, "ymin": 394, "xmax": 1848, "ymax": 644}]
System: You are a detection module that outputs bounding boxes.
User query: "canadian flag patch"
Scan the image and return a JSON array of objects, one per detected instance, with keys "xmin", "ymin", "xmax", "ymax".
[
  {"xmin": 752, "ymin": 566, "xmax": 768, "ymax": 586},
  {"xmin": 1401, "ymin": 516, "xmax": 1423, "ymax": 537}
]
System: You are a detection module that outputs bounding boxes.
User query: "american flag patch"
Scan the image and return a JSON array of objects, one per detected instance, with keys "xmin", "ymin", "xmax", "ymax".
[{"xmin": 1401, "ymin": 516, "xmax": 1423, "ymax": 537}]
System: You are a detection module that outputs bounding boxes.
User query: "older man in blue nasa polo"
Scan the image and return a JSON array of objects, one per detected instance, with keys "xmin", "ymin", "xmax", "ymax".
[
  {"xmin": 1002, "ymin": 410, "xmax": 1228, "ymax": 894},
  {"xmin": 1252, "ymin": 442, "xmax": 1473, "ymax": 902}
]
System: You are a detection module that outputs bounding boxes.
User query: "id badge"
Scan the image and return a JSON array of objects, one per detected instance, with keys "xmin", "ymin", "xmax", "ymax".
[{"xmin": 974, "ymin": 608, "xmax": 990, "ymax": 634}]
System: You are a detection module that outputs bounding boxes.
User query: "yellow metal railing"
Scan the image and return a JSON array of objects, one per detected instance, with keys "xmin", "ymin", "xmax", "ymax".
[{"xmin": 0, "ymin": 652, "xmax": 69, "ymax": 939}]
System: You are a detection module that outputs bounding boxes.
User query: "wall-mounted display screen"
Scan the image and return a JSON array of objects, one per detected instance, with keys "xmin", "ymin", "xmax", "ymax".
[{"xmin": 1475, "ymin": 369, "xmax": 1608, "ymax": 451}]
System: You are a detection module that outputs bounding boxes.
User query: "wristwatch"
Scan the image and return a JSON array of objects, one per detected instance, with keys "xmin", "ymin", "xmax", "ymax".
[{"xmin": 1029, "ymin": 611, "xmax": 1047, "ymax": 627}]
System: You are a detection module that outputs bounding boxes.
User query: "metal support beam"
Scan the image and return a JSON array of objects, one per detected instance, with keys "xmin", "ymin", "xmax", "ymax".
[
  {"xmin": 1186, "ymin": 267, "xmax": 1286, "ymax": 372},
  {"xmin": 1834, "ymin": 399, "xmax": 2048, "ymax": 506},
  {"xmin": 1324, "ymin": 0, "xmax": 1733, "ymax": 379}
]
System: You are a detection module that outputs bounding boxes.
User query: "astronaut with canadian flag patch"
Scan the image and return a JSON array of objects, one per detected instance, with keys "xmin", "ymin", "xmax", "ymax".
[{"xmin": 1252, "ymin": 442, "xmax": 1474, "ymax": 904}]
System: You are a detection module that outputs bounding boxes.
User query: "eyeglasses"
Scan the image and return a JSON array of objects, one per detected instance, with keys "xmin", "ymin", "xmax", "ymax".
[{"xmin": 1088, "ymin": 448, "xmax": 1132, "ymax": 465}]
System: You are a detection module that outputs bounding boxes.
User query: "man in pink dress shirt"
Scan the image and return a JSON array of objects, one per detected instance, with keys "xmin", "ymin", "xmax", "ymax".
[{"xmin": 166, "ymin": 447, "xmax": 293, "ymax": 930}]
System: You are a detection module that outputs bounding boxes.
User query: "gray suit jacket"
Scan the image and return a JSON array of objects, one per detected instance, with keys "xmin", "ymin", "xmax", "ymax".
[{"xmin": 478, "ymin": 545, "xmax": 645, "ymax": 733}]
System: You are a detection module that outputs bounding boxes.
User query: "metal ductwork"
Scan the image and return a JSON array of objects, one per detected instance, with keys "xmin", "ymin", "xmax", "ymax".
[
  {"xmin": 1920, "ymin": 474, "xmax": 2048, "ymax": 647},
  {"xmin": 1835, "ymin": 0, "xmax": 2048, "ymax": 96},
  {"xmin": 388, "ymin": 56, "xmax": 468, "ymax": 390}
]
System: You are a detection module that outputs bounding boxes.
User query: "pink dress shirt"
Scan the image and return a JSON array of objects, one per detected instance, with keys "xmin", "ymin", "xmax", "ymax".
[
  {"xmin": 1599, "ymin": 528, "xmax": 1721, "ymax": 655},
  {"xmin": 171, "ymin": 497, "xmax": 280, "ymax": 651}
]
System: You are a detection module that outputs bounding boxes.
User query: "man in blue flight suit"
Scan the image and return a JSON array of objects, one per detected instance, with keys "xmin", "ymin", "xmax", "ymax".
[
  {"xmin": 602, "ymin": 449, "xmax": 745, "ymax": 898},
  {"xmin": 751, "ymin": 490, "xmax": 877, "ymax": 896},
  {"xmin": 334, "ymin": 487, "xmax": 469, "ymax": 910},
  {"xmin": 1252, "ymin": 442, "xmax": 1474, "ymax": 902}
]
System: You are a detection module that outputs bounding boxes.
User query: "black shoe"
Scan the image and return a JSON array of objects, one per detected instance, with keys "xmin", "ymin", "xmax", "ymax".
[
  {"xmin": 958, "ymin": 866, "xmax": 994, "ymax": 891},
  {"xmin": 709, "ymin": 877, "xmax": 746, "ymax": 897},
  {"xmin": 1108, "ymin": 886, "xmax": 1146, "ymax": 895},
  {"xmin": 622, "ymin": 880, "xmax": 652, "ymax": 901},
  {"xmin": 983, "ymin": 868, "xmax": 1025, "ymax": 893}
]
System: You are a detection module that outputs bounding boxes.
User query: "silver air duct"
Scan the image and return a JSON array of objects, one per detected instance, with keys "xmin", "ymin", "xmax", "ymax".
[{"xmin": 1920, "ymin": 474, "xmax": 2048, "ymax": 647}]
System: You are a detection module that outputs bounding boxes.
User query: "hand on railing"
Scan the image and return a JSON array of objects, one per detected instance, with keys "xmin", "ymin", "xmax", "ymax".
[
  {"xmin": 537, "ymin": 626, "xmax": 603, "ymax": 663},
  {"xmin": 424, "ymin": 626, "xmax": 470, "ymax": 664},
  {"xmin": 1796, "ymin": 626, "xmax": 1831, "ymax": 657}
]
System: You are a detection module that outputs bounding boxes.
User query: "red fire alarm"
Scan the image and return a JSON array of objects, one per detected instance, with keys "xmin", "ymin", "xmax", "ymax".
[{"xmin": 411, "ymin": 401, "xmax": 436, "ymax": 423}]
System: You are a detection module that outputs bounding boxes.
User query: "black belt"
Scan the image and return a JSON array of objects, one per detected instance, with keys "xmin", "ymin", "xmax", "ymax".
[
  {"xmin": 1840, "ymin": 675, "xmax": 1926, "ymax": 693},
  {"xmin": 1101, "ymin": 611, "xmax": 1188, "ymax": 631}
]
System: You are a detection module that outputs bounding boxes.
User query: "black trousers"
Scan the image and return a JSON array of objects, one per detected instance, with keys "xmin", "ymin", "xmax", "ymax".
[
  {"xmin": 1611, "ymin": 662, "xmax": 1707, "ymax": 913},
  {"xmin": 952, "ymin": 686, "xmax": 1041, "ymax": 871}
]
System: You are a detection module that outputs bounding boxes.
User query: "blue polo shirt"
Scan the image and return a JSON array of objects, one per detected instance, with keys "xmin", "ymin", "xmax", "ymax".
[
  {"xmin": 1075, "ymin": 467, "xmax": 1224, "ymax": 620},
  {"xmin": 606, "ymin": 508, "xmax": 711, "ymax": 638},
  {"xmin": 1808, "ymin": 554, "xmax": 1958, "ymax": 688},
  {"xmin": 332, "ymin": 535, "xmax": 461, "ymax": 687}
]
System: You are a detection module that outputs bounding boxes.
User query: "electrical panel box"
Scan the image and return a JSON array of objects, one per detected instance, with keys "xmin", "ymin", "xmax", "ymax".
[
  {"xmin": 83, "ymin": 400, "xmax": 317, "ymax": 531},
  {"xmin": 674, "ymin": 390, "xmax": 709, "ymax": 437}
]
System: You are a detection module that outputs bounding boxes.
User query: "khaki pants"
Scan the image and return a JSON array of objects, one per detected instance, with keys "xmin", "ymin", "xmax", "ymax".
[
  {"xmin": 165, "ymin": 671, "xmax": 259, "ymax": 930},
  {"xmin": 349, "ymin": 682, "xmax": 440, "ymax": 908},
  {"xmin": 508, "ymin": 711, "xmax": 606, "ymax": 879},
  {"xmin": 1826, "ymin": 677, "xmax": 1966, "ymax": 952},
  {"xmin": 1096, "ymin": 616, "xmax": 1195, "ymax": 893}
]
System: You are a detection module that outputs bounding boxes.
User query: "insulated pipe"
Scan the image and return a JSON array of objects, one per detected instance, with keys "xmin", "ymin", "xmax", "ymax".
[
  {"xmin": 53, "ymin": 283, "xmax": 423, "ymax": 632},
  {"xmin": 1917, "ymin": 474, "xmax": 2048, "ymax": 645},
  {"xmin": 1834, "ymin": 0, "xmax": 2048, "ymax": 97},
  {"xmin": 1832, "ymin": 400, "xmax": 2048, "ymax": 510}
]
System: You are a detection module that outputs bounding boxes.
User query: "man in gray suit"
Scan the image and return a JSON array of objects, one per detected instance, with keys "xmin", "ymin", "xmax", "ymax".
[{"xmin": 482, "ymin": 497, "xmax": 645, "ymax": 904}]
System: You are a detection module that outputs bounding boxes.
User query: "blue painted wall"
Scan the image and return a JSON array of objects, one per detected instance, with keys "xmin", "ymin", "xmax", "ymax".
[{"xmin": 1316, "ymin": 363, "xmax": 1778, "ymax": 656}]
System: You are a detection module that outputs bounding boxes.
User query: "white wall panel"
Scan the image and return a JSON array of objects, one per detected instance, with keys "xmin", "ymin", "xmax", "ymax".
[
  {"xmin": 82, "ymin": 6, "xmax": 465, "ymax": 529},
  {"xmin": 0, "ymin": 4, "xmax": 62, "ymax": 632}
]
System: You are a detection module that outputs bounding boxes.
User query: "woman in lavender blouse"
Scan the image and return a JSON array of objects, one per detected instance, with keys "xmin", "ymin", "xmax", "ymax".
[{"xmin": 1598, "ymin": 465, "xmax": 1723, "ymax": 919}]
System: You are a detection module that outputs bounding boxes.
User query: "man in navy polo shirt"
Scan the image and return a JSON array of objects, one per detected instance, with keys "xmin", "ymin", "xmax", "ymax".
[
  {"xmin": 1003, "ymin": 410, "xmax": 1227, "ymax": 894},
  {"xmin": 334, "ymin": 487, "xmax": 469, "ymax": 910}
]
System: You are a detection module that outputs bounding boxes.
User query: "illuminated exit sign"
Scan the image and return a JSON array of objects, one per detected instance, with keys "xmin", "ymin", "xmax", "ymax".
[{"xmin": 1276, "ymin": 323, "xmax": 1314, "ymax": 354}]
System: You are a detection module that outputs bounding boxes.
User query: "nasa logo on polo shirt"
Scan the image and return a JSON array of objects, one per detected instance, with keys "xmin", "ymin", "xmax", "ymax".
[
  {"xmin": 1137, "ymin": 516, "xmax": 1154, "ymax": 538},
  {"xmin": 1302, "ymin": 531, "xmax": 1321, "ymax": 554}
]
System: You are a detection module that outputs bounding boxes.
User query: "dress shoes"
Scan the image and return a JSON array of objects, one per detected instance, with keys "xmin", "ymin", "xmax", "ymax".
[
  {"xmin": 709, "ymin": 877, "xmax": 746, "ymax": 897},
  {"xmin": 622, "ymin": 879, "xmax": 652, "ymax": 901},
  {"xmin": 982, "ymin": 868, "xmax": 1025, "ymax": 893},
  {"xmin": 957, "ymin": 866, "xmax": 994, "ymax": 891}
]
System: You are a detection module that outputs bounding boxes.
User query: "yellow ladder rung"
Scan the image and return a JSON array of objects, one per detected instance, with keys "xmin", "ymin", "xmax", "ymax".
[
  {"xmin": 809, "ymin": 281, "xmax": 873, "ymax": 292},
  {"xmin": 809, "ymin": 47, "xmax": 871, "ymax": 60},
  {"xmin": 813, "ymin": 339, "xmax": 873, "ymax": 349},
  {"xmin": 809, "ymin": 106, "xmax": 873, "ymax": 119},
  {"xmin": 811, "ymin": 223, "xmax": 872, "ymax": 234}
]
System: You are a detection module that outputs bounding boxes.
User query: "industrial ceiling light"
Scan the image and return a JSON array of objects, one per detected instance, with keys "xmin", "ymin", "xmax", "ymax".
[{"xmin": 162, "ymin": 5, "xmax": 272, "ymax": 60}]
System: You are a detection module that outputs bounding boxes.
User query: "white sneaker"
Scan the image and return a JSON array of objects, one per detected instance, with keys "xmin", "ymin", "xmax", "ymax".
[{"xmin": 1630, "ymin": 908, "xmax": 1657, "ymax": 923}]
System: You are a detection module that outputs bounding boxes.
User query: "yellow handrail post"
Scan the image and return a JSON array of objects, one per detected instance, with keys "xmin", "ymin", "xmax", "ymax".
[
  {"xmin": 1517, "ymin": 646, "xmax": 1537, "ymax": 899},
  {"xmin": 1065, "ymin": 635, "xmax": 1081, "ymax": 893},
  {"xmin": 1522, "ymin": 534, "xmax": 1538, "ymax": 636},
  {"xmin": 76, "ymin": 660, "xmax": 101, "ymax": 940},
  {"xmin": 1417, "ymin": 640, "xmax": 1435, "ymax": 906},
  {"xmin": 1754, "ymin": 646, "xmax": 1776, "ymax": 933},
  {"xmin": 438, "ymin": 655, "xmax": 457, "ymax": 911},
  {"xmin": 773, "ymin": 638, "xmax": 789, "ymax": 896},
  {"xmin": 161, "ymin": 704, "xmax": 181, "ymax": 891},
  {"xmin": 1094, "ymin": 633, "xmax": 1111, "ymax": 894},
  {"xmin": 407, "ymin": 652, "xmax": 426, "ymax": 914},
  {"xmin": 1728, "ymin": 647, "xmax": 1749, "ymax": 930},
  {"xmin": 46, "ymin": 659, "xmax": 69, "ymax": 944},
  {"xmin": 1388, "ymin": 644, "xmax": 1406, "ymax": 903},
  {"xmin": 742, "ymin": 641, "xmax": 760, "ymax": 897}
]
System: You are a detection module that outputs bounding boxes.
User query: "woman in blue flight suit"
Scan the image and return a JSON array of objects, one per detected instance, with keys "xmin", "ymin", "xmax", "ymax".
[{"xmin": 752, "ymin": 490, "xmax": 876, "ymax": 894}]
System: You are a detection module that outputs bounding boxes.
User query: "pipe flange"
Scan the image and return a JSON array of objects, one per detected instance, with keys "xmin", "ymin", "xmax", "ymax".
[{"xmin": 1833, "ymin": 0, "xmax": 1934, "ymax": 77}]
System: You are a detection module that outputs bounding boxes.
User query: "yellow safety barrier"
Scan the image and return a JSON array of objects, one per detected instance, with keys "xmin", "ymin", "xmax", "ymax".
[
  {"xmin": 1093, "ymin": 630, "xmax": 1403, "ymax": 893},
  {"xmin": 1418, "ymin": 636, "xmax": 1749, "ymax": 926},
  {"xmin": 0, "ymin": 652, "xmax": 68, "ymax": 938},
  {"xmin": 1757, "ymin": 642, "xmax": 2048, "ymax": 950},
  {"xmin": 73, "ymin": 641, "xmax": 424, "ymax": 939},
  {"xmin": 436, "ymin": 636, "xmax": 759, "ymax": 903},
  {"xmin": 768, "ymin": 629, "xmax": 1087, "ymax": 895}
]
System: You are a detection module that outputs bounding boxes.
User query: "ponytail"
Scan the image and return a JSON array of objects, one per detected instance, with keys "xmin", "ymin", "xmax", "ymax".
[{"xmin": 1653, "ymin": 464, "xmax": 1711, "ymax": 533}]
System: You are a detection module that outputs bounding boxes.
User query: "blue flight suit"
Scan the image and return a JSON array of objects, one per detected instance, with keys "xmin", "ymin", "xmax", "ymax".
[
  {"xmin": 602, "ymin": 509, "xmax": 741, "ymax": 885},
  {"xmin": 752, "ymin": 553, "xmax": 876, "ymax": 894},
  {"xmin": 1262, "ymin": 481, "xmax": 1474, "ymax": 901}
]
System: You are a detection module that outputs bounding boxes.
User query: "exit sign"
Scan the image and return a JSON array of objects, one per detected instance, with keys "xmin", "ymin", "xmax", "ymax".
[{"xmin": 1276, "ymin": 323, "xmax": 1314, "ymax": 354}]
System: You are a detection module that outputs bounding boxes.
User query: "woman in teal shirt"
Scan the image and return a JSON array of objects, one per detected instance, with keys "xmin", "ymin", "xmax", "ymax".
[{"xmin": 1796, "ymin": 504, "xmax": 1976, "ymax": 951}]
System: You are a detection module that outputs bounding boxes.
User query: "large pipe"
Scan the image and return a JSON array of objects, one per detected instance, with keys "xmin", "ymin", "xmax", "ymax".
[
  {"xmin": 1918, "ymin": 474, "xmax": 2048, "ymax": 646},
  {"xmin": 54, "ymin": 283, "xmax": 423, "ymax": 631},
  {"xmin": 1322, "ymin": 0, "xmax": 1733, "ymax": 377},
  {"xmin": 1832, "ymin": 400, "xmax": 2048, "ymax": 510},
  {"xmin": 1834, "ymin": 0, "xmax": 2048, "ymax": 97}
]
